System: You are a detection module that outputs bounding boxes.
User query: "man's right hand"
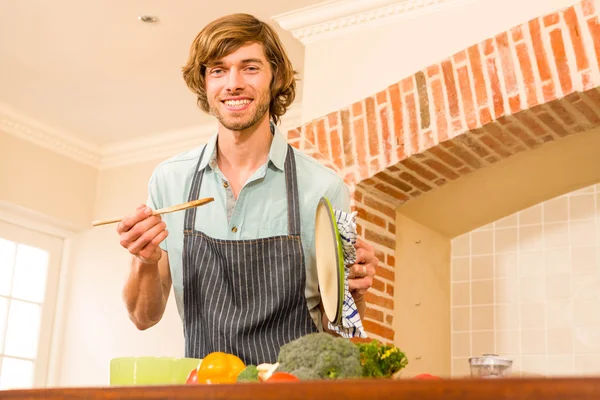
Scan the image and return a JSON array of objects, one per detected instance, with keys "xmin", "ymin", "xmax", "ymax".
[{"xmin": 117, "ymin": 204, "xmax": 168, "ymax": 264}]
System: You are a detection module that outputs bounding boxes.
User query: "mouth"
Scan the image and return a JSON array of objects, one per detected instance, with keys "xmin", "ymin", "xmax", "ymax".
[{"xmin": 222, "ymin": 98, "xmax": 253, "ymax": 111}]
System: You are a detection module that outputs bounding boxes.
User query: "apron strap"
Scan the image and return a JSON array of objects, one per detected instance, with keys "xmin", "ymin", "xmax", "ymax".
[
  {"xmin": 184, "ymin": 145, "xmax": 207, "ymax": 231},
  {"xmin": 284, "ymin": 145, "xmax": 302, "ymax": 237},
  {"xmin": 183, "ymin": 142, "xmax": 301, "ymax": 236}
]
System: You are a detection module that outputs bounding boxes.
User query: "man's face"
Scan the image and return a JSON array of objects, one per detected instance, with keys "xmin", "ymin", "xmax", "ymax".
[{"xmin": 205, "ymin": 42, "xmax": 272, "ymax": 131}]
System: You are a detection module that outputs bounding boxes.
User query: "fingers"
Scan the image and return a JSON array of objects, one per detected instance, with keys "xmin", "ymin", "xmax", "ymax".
[
  {"xmin": 354, "ymin": 238, "xmax": 377, "ymax": 266},
  {"xmin": 348, "ymin": 263, "xmax": 376, "ymax": 279},
  {"xmin": 137, "ymin": 229, "xmax": 169, "ymax": 264},
  {"xmin": 117, "ymin": 205, "xmax": 153, "ymax": 234},
  {"xmin": 348, "ymin": 275, "xmax": 373, "ymax": 292},
  {"xmin": 355, "ymin": 237, "xmax": 374, "ymax": 251},
  {"xmin": 355, "ymin": 247, "xmax": 373, "ymax": 265},
  {"xmin": 348, "ymin": 262, "xmax": 375, "ymax": 295},
  {"xmin": 127, "ymin": 219, "xmax": 168, "ymax": 256},
  {"xmin": 119, "ymin": 214, "xmax": 163, "ymax": 246},
  {"xmin": 117, "ymin": 204, "xmax": 168, "ymax": 262},
  {"xmin": 348, "ymin": 238, "xmax": 378, "ymax": 295}
]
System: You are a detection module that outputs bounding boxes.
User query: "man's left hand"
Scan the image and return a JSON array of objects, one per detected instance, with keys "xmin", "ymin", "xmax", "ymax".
[{"xmin": 347, "ymin": 237, "xmax": 378, "ymax": 302}]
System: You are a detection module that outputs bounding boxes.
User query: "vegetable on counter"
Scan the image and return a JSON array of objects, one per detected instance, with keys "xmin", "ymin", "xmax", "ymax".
[
  {"xmin": 185, "ymin": 333, "xmax": 410, "ymax": 385},
  {"xmin": 265, "ymin": 372, "xmax": 300, "ymax": 383},
  {"xmin": 273, "ymin": 333, "xmax": 409, "ymax": 381},
  {"xmin": 186, "ymin": 368, "xmax": 198, "ymax": 384},
  {"xmin": 236, "ymin": 365, "xmax": 260, "ymax": 383},
  {"xmin": 355, "ymin": 339, "xmax": 408, "ymax": 378},
  {"xmin": 256, "ymin": 362, "xmax": 280, "ymax": 382},
  {"xmin": 187, "ymin": 351, "xmax": 246, "ymax": 384},
  {"xmin": 275, "ymin": 332, "xmax": 364, "ymax": 380},
  {"xmin": 413, "ymin": 373, "xmax": 442, "ymax": 380},
  {"xmin": 237, "ymin": 364, "xmax": 300, "ymax": 383}
]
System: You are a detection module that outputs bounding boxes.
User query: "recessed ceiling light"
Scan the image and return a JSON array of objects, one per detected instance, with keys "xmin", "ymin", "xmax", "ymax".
[{"xmin": 138, "ymin": 15, "xmax": 159, "ymax": 23}]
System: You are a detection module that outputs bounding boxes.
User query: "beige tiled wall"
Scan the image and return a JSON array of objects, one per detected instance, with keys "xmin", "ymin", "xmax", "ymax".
[{"xmin": 450, "ymin": 183, "xmax": 600, "ymax": 377}]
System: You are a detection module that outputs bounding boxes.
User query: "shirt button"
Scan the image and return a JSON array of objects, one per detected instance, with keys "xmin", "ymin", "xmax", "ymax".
[
  {"xmin": 223, "ymin": 181, "xmax": 229, "ymax": 188},
  {"xmin": 231, "ymin": 226, "xmax": 238, "ymax": 233}
]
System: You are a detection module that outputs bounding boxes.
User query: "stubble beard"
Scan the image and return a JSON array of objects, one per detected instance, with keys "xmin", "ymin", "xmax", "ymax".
[{"xmin": 209, "ymin": 92, "xmax": 271, "ymax": 132}]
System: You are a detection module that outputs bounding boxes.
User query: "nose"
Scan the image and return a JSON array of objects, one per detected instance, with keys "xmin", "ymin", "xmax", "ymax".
[{"xmin": 225, "ymin": 68, "xmax": 245, "ymax": 92}]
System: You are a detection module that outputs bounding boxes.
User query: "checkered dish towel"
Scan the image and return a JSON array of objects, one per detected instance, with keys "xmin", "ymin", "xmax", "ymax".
[{"xmin": 327, "ymin": 209, "xmax": 368, "ymax": 338}]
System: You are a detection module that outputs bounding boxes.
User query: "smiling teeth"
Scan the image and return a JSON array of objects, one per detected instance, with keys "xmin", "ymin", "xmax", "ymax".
[{"xmin": 225, "ymin": 99, "xmax": 251, "ymax": 106}]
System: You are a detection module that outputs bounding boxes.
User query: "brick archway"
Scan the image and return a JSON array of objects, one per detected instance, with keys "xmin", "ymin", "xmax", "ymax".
[{"xmin": 286, "ymin": 0, "xmax": 600, "ymax": 343}]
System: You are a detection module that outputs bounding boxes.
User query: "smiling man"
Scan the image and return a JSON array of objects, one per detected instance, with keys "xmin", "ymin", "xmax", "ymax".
[{"xmin": 116, "ymin": 13, "xmax": 378, "ymax": 366}]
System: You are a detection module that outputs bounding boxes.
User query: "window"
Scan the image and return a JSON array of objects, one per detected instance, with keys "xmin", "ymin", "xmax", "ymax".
[{"xmin": 0, "ymin": 220, "xmax": 63, "ymax": 390}]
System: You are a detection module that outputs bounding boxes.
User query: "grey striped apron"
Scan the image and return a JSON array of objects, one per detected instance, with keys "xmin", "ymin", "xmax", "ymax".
[{"xmin": 182, "ymin": 144, "xmax": 318, "ymax": 365}]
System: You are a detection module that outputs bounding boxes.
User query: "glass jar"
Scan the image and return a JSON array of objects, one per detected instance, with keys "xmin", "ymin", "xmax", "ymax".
[{"xmin": 469, "ymin": 354, "xmax": 512, "ymax": 378}]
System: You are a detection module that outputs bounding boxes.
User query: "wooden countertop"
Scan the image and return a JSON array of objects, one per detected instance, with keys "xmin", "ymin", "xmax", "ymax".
[{"xmin": 2, "ymin": 377, "xmax": 600, "ymax": 400}]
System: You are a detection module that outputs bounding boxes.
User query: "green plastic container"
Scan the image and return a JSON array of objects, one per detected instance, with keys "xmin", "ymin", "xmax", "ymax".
[{"xmin": 109, "ymin": 356, "xmax": 202, "ymax": 386}]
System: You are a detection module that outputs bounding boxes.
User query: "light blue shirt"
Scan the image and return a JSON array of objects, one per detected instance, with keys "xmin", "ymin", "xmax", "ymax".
[{"xmin": 146, "ymin": 123, "xmax": 351, "ymax": 330}]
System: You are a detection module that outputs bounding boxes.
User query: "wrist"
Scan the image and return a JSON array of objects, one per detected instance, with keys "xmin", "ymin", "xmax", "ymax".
[
  {"xmin": 133, "ymin": 257, "xmax": 160, "ymax": 274},
  {"xmin": 351, "ymin": 291, "xmax": 367, "ymax": 319},
  {"xmin": 351, "ymin": 291, "xmax": 365, "ymax": 304},
  {"xmin": 136, "ymin": 247, "xmax": 162, "ymax": 266}
]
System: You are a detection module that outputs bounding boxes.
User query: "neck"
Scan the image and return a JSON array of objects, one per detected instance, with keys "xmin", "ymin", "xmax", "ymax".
[{"xmin": 216, "ymin": 113, "xmax": 273, "ymax": 174}]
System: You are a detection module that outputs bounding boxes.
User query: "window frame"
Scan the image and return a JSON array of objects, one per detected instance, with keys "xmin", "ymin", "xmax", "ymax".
[{"xmin": 0, "ymin": 201, "xmax": 76, "ymax": 388}]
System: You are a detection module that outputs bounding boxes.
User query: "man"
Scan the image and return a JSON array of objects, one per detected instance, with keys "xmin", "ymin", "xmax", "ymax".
[{"xmin": 117, "ymin": 13, "xmax": 378, "ymax": 366}]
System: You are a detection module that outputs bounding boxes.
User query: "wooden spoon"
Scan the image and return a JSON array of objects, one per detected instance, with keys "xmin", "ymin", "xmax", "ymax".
[{"xmin": 91, "ymin": 198, "xmax": 214, "ymax": 227}]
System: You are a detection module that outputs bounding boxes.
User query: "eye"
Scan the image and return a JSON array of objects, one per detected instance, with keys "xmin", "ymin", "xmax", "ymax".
[
  {"xmin": 210, "ymin": 68, "xmax": 225, "ymax": 76},
  {"xmin": 245, "ymin": 66, "xmax": 259, "ymax": 72}
]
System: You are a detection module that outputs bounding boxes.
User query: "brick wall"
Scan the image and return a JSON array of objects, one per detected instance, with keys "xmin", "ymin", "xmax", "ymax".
[
  {"xmin": 288, "ymin": 0, "xmax": 600, "ymax": 343},
  {"xmin": 354, "ymin": 186, "xmax": 396, "ymax": 344}
]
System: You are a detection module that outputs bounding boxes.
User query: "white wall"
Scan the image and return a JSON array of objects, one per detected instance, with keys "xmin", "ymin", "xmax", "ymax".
[
  {"xmin": 0, "ymin": 132, "xmax": 97, "ymax": 231},
  {"xmin": 56, "ymin": 160, "xmax": 186, "ymax": 387},
  {"xmin": 300, "ymin": 0, "xmax": 581, "ymax": 123}
]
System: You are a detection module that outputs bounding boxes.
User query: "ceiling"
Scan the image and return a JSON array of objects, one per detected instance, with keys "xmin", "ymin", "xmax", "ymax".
[{"xmin": 0, "ymin": 0, "xmax": 325, "ymax": 146}]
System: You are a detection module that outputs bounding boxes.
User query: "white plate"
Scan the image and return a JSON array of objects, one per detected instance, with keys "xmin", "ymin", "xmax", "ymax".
[{"xmin": 314, "ymin": 197, "xmax": 344, "ymax": 326}]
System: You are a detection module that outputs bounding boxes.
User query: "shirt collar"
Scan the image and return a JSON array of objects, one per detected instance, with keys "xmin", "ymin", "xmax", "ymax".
[
  {"xmin": 268, "ymin": 123, "xmax": 287, "ymax": 171},
  {"xmin": 197, "ymin": 122, "xmax": 288, "ymax": 172}
]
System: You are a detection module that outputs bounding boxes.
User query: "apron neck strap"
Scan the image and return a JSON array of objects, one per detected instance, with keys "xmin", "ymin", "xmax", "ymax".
[
  {"xmin": 184, "ymin": 144, "xmax": 207, "ymax": 231},
  {"xmin": 283, "ymin": 145, "xmax": 301, "ymax": 236}
]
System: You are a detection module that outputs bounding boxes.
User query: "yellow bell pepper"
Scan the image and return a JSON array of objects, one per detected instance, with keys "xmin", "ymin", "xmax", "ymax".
[{"xmin": 195, "ymin": 352, "xmax": 246, "ymax": 384}]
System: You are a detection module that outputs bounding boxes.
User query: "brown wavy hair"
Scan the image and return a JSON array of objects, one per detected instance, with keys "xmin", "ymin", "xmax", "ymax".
[{"xmin": 181, "ymin": 13, "xmax": 297, "ymax": 125}]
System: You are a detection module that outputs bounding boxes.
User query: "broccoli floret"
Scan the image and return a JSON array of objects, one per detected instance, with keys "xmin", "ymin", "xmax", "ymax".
[
  {"xmin": 276, "ymin": 332, "xmax": 362, "ymax": 380},
  {"xmin": 236, "ymin": 365, "xmax": 259, "ymax": 382}
]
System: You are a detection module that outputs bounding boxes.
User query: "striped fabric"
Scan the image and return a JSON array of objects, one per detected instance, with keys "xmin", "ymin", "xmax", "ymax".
[
  {"xmin": 327, "ymin": 210, "xmax": 367, "ymax": 338},
  {"xmin": 181, "ymin": 145, "xmax": 318, "ymax": 365}
]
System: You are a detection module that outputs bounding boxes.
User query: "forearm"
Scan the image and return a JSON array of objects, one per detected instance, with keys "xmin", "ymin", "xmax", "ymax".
[
  {"xmin": 122, "ymin": 257, "xmax": 167, "ymax": 330},
  {"xmin": 353, "ymin": 294, "xmax": 366, "ymax": 320}
]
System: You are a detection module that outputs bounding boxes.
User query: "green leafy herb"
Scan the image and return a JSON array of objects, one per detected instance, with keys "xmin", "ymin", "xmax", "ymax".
[{"xmin": 356, "ymin": 340, "xmax": 408, "ymax": 378}]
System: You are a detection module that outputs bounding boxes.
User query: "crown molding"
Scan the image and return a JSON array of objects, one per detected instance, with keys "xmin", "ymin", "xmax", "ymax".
[
  {"xmin": 272, "ymin": 0, "xmax": 473, "ymax": 44},
  {"xmin": 97, "ymin": 124, "xmax": 217, "ymax": 170},
  {"xmin": 0, "ymin": 103, "xmax": 101, "ymax": 168},
  {"xmin": 0, "ymin": 102, "xmax": 304, "ymax": 170}
]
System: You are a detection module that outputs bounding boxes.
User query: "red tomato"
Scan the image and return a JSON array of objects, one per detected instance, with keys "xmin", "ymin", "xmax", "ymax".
[
  {"xmin": 265, "ymin": 372, "xmax": 300, "ymax": 383},
  {"xmin": 186, "ymin": 368, "xmax": 198, "ymax": 384},
  {"xmin": 413, "ymin": 373, "xmax": 442, "ymax": 380}
]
